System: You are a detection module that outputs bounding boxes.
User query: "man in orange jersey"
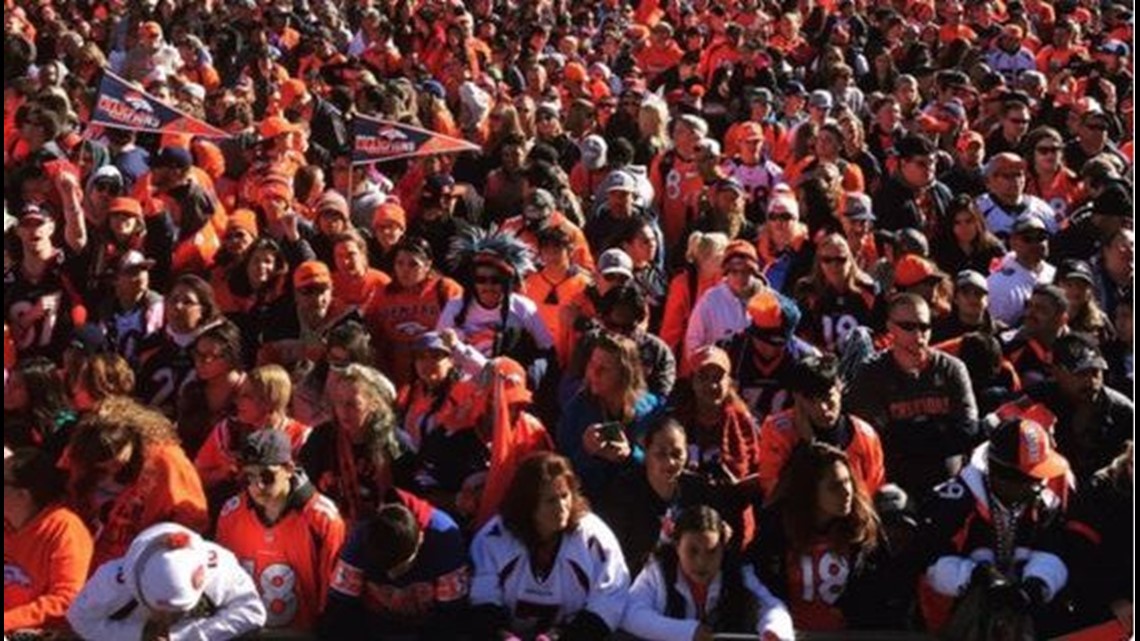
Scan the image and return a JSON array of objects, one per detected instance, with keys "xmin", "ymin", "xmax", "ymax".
[
  {"xmin": 216, "ymin": 429, "xmax": 346, "ymax": 633},
  {"xmin": 650, "ymin": 114, "xmax": 707, "ymax": 249},
  {"xmin": 4, "ymin": 448, "xmax": 93, "ymax": 634},
  {"xmin": 758, "ymin": 354, "xmax": 885, "ymax": 500}
]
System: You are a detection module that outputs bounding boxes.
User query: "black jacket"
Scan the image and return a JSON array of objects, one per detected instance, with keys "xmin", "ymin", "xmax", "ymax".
[{"xmin": 872, "ymin": 174, "xmax": 954, "ymax": 233}]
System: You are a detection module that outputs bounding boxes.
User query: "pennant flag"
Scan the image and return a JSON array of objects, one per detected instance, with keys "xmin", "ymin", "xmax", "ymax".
[
  {"xmin": 351, "ymin": 114, "xmax": 481, "ymax": 166},
  {"xmin": 89, "ymin": 70, "xmax": 230, "ymax": 138}
]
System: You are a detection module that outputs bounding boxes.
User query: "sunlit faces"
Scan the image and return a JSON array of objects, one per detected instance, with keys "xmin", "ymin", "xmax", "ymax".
[
  {"xmin": 677, "ymin": 529, "xmax": 725, "ymax": 585},
  {"xmin": 329, "ymin": 376, "xmax": 379, "ymax": 434},
  {"xmin": 241, "ymin": 464, "xmax": 292, "ymax": 506},
  {"xmin": 413, "ymin": 347, "xmax": 452, "ymax": 388},
  {"xmin": 534, "ymin": 475, "xmax": 574, "ymax": 540},
  {"xmin": 393, "ymin": 250, "xmax": 431, "ymax": 289},
  {"xmin": 246, "ymin": 246, "xmax": 279, "ymax": 289},
  {"xmin": 334, "ymin": 239, "xmax": 369, "ymax": 278},
  {"xmin": 192, "ymin": 336, "xmax": 230, "ymax": 381},
  {"xmin": 473, "ymin": 268, "xmax": 506, "ymax": 308},
  {"xmin": 817, "ymin": 460, "xmax": 855, "ymax": 520},
  {"xmin": 888, "ymin": 304, "xmax": 932, "ymax": 359},
  {"xmin": 585, "ymin": 347, "xmax": 624, "ymax": 398},
  {"xmin": 795, "ymin": 382, "xmax": 843, "ymax": 431},
  {"xmin": 645, "ymin": 424, "xmax": 687, "ymax": 491},
  {"xmin": 165, "ymin": 284, "xmax": 204, "ymax": 334}
]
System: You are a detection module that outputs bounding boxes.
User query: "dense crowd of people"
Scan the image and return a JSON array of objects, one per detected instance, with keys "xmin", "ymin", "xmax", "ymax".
[{"xmin": 2, "ymin": 0, "xmax": 1135, "ymax": 638}]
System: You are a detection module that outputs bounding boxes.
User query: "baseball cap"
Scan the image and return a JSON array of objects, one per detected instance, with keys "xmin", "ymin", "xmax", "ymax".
[
  {"xmin": 581, "ymin": 135, "xmax": 608, "ymax": 171},
  {"xmin": 606, "ymin": 170, "xmax": 638, "ymax": 193},
  {"xmin": 524, "ymin": 189, "xmax": 556, "ymax": 221},
  {"xmin": 151, "ymin": 147, "xmax": 193, "ymax": 170},
  {"xmin": 279, "ymin": 79, "xmax": 310, "ymax": 110},
  {"xmin": 747, "ymin": 290, "xmax": 798, "ymax": 334},
  {"xmin": 767, "ymin": 192, "xmax": 800, "ymax": 218},
  {"xmin": 70, "ymin": 322, "xmax": 109, "ymax": 356},
  {"xmin": 723, "ymin": 239, "xmax": 760, "ymax": 273},
  {"xmin": 894, "ymin": 254, "xmax": 943, "ymax": 288},
  {"xmin": 895, "ymin": 134, "xmax": 936, "ymax": 159},
  {"xmin": 315, "ymin": 192, "xmax": 350, "ymax": 220},
  {"xmin": 749, "ymin": 87, "xmax": 775, "ymax": 105},
  {"xmin": 1091, "ymin": 181, "xmax": 1133, "ymax": 218},
  {"xmin": 714, "ymin": 177, "xmax": 747, "ymax": 194},
  {"xmin": 1057, "ymin": 259, "xmax": 1095, "ymax": 285},
  {"xmin": 895, "ymin": 228, "xmax": 930, "ymax": 256},
  {"xmin": 1098, "ymin": 40, "xmax": 1130, "ymax": 57},
  {"xmin": 1011, "ymin": 214, "xmax": 1048, "ymax": 236},
  {"xmin": 423, "ymin": 173, "xmax": 457, "ymax": 199},
  {"xmin": 414, "ymin": 332, "xmax": 450, "ymax": 354},
  {"xmin": 259, "ymin": 116, "xmax": 301, "ymax": 140},
  {"xmin": 956, "ymin": 130, "xmax": 985, "ymax": 153},
  {"xmin": 842, "ymin": 193, "xmax": 875, "ymax": 222},
  {"xmin": 228, "ymin": 209, "xmax": 259, "ymax": 238},
  {"xmin": 107, "ymin": 197, "xmax": 144, "ymax": 218},
  {"xmin": 293, "ymin": 261, "xmax": 332, "ymax": 290},
  {"xmin": 373, "ymin": 202, "xmax": 407, "ymax": 230},
  {"xmin": 987, "ymin": 417, "xmax": 1070, "ymax": 481},
  {"xmin": 139, "ymin": 21, "xmax": 163, "ymax": 40},
  {"xmin": 18, "ymin": 204, "xmax": 51, "ymax": 226},
  {"xmin": 491, "ymin": 357, "xmax": 533, "ymax": 405},
  {"xmin": 690, "ymin": 345, "xmax": 732, "ymax": 374},
  {"xmin": 238, "ymin": 429, "xmax": 293, "ymax": 466},
  {"xmin": 783, "ymin": 81, "xmax": 807, "ymax": 97},
  {"xmin": 809, "ymin": 90, "xmax": 834, "ymax": 110},
  {"xmin": 116, "ymin": 250, "xmax": 156, "ymax": 273},
  {"xmin": 130, "ymin": 525, "xmax": 211, "ymax": 614},
  {"xmin": 597, "ymin": 248, "xmax": 634, "ymax": 279},
  {"xmin": 955, "ymin": 269, "xmax": 989, "ymax": 293},
  {"xmin": 1052, "ymin": 332, "xmax": 1108, "ymax": 373}
]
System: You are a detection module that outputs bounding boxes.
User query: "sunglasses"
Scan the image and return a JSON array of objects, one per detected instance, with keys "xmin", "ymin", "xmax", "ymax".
[
  {"xmin": 1018, "ymin": 232, "xmax": 1048, "ymax": 243},
  {"xmin": 820, "ymin": 255, "xmax": 848, "ymax": 265},
  {"xmin": 474, "ymin": 275, "xmax": 501, "ymax": 285},
  {"xmin": 93, "ymin": 182, "xmax": 120, "ymax": 193},
  {"xmin": 768, "ymin": 213, "xmax": 794, "ymax": 222},
  {"xmin": 750, "ymin": 330, "xmax": 787, "ymax": 345},
  {"xmin": 242, "ymin": 468, "xmax": 280, "ymax": 488},
  {"xmin": 891, "ymin": 319, "xmax": 932, "ymax": 333},
  {"xmin": 1086, "ymin": 123, "xmax": 1110, "ymax": 132},
  {"xmin": 1036, "ymin": 145, "xmax": 1062, "ymax": 154}
]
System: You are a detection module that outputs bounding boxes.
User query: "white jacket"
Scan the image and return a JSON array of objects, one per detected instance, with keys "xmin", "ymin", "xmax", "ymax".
[
  {"xmin": 986, "ymin": 253, "xmax": 1057, "ymax": 326},
  {"xmin": 470, "ymin": 513, "xmax": 630, "ymax": 634},
  {"xmin": 685, "ymin": 282, "xmax": 754, "ymax": 355},
  {"xmin": 622, "ymin": 558, "xmax": 795, "ymax": 641},
  {"xmin": 67, "ymin": 523, "xmax": 266, "ymax": 641},
  {"xmin": 977, "ymin": 193, "xmax": 1059, "ymax": 237}
]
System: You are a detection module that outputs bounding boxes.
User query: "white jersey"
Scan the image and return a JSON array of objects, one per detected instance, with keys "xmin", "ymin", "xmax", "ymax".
[
  {"xmin": 726, "ymin": 159, "xmax": 786, "ymax": 214},
  {"xmin": 623, "ymin": 557, "xmax": 795, "ymax": 641},
  {"xmin": 470, "ymin": 513, "xmax": 630, "ymax": 636},
  {"xmin": 685, "ymin": 282, "xmax": 753, "ymax": 355},
  {"xmin": 986, "ymin": 253, "xmax": 1057, "ymax": 326},
  {"xmin": 977, "ymin": 193, "xmax": 1059, "ymax": 237},
  {"xmin": 67, "ymin": 523, "xmax": 267, "ymax": 641},
  {"xmin": 437, "ymin": 293, "xmax": 554, "ymax": 358}
]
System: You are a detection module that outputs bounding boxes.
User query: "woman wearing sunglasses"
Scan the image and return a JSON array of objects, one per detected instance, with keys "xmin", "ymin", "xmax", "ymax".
[
  {"xmin": 794, "ymin": 233, "xmax": 885, "ymax": 354},
  {"xmin": 216, "ymin": 429, "xmax": 346, "ymax": 634},
  {"xmin": 1024, "ymin": 127, "xmax": 1081, "ymax": 222}
]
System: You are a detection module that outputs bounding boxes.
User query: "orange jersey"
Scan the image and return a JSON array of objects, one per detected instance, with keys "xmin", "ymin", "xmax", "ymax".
[
  {"xmin": 365, "ymin": 276, "xmax": 463, "ymax": 388},
  {"xmin": 939, "ymin": 24, "xmax": 978, "ymax": 44},
  {"xmin": 4, "ymin": 505, "xmax": 94, "ymax": 632},
  {"xmin": 333, "ymin": 269, "xmax": 392, "ymax": 312},
  {"xmin": 195, "ymin": 419, "xmax": 311, "ymax": 491},
  {"xmin": 90, "ymin": 444, "xmax": 208, "ymax": 570},
  {"xmin": 660, "ymin": 268, "xmax": 720, "ymax": 372},
  {"xmin": 216, "ymin": 487, "xmax": 346, "ymax": 631},
  {"xmin": 650, "ymin": 152, "xmax": 704, "ymax": 249},
  {"xmin": 1035, "ymin": 45, "xmax": 1088, "ymax": 74},
  {"xmin": 523, "ymin": 270, "xmax": 592, "ymax": 367},
  {"xmin": 758, "ymin": 411, "xmax": 885, "ymax": 500},
  {"xmin": 1027, "ymin": 168, "xmax": 1082, "ymax": 221},
  {"xmin": 785, "ymin": 541, "xmax": 853, "ymax": 631},
  {"xmin": 636, "ymin": 42, "xmax": 684, "ymax": 80}
]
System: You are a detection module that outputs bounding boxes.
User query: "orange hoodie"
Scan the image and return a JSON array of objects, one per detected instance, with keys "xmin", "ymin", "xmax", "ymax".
[
  {"xmin": 90, "ymin": 444, "xmax": 208, "ymax": 570},
  {"xmin": 4, "ymin": 505, "xmax": 94, "ymax": 632}
]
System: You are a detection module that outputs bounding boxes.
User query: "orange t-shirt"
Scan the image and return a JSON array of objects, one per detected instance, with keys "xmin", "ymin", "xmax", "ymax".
[
  {"xmin": 757, "ymin": 410, "xmax": 885, "ymax": 500},
  {"xmin": 651, "ymin": 152, "xmax": 704, "ymax": 249},
  {"xmin": 523, "ymin": 270, "xmax": 592, "ymax": 367},
  {"xmin": 333, "ymin": 268, "xmax": 393, "ymax": 312},
  {"xmin": 4, "ymin": 505, "xmax": 94, "ymax": 632},
  {"xmin": 216, "ymin": 489, "xmax": 346, "ymax": 632},
  {"xmin": 365, "ymin": 276, "xmax": 464, "ymax": 388}
]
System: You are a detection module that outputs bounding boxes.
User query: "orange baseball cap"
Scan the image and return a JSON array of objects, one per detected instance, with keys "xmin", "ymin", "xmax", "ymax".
[
  {"xmin": 279, "ymin": 79, "xmax": 310, "ymax": 110},
  {"xmin": 894, "ymin": 254, "xmax": 943, "ymax": 288},
  {"xmin": 259, "ymin": 116, "xmax": 301, "ymax": 140},
  {"xmin": 107, "ymin": 197, "xmax": 144, "ymax": 218},
  {"xmin": 139, "ymin": 22, "xmax": 162, "ymax": 39},
  {"xmin": 690, "ymin": 345, "xmax": 732, "ymax": 374},
  {"xmin": 723, "ymin": 239, "xmax": 760, "ymax": 270},
  {"xmin": 373, "ymin": 202, "xmax": 407, "ymax": 230},
  {"xmin": 747, "ymin": 290, "xmax": 787, "ymax": 331},
  {"xmin": 564, "ymin": 62, "xmax": 588, "ymax": 83},
  {"xmin": 988, "ymin": 418, "xmax": 1070, "ymax": 481},
  {"xmin": 956, "ymin": 129, "xmax": 985, "ymax": 152},
  {"xmin": 293, "ymin": 261, "xmax": 332, "ymax": 290},
  {"xmin": 227, "ymin": 209, "xmax": 259, "ymax": 238},
  {"xmin": 492, "ymin": 357, "xmax": 533, "ymax": 405}
]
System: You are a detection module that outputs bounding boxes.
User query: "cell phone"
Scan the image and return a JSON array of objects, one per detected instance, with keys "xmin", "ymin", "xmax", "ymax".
[{"xmin": 598, "ymin": 421, "xmax": 624, "ymax": 442}]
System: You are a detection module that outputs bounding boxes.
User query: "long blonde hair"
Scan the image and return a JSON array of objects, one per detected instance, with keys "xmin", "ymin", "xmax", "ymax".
[{"xmin": 685, "ymin": 231, "xmax": 730, "ymax": 267}]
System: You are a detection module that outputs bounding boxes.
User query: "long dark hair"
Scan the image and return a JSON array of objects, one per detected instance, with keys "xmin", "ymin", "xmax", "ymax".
[
  {"xmin": 655, "ymin": 505, "xmax": 757, "ymax": 631},
  {"xmin": 773, "ymin": 443, "xmax": 880, "ymax": 557},
  {"xmin": 500, "ymin": 452, "xmax": 591, "ymax": 551},
  {"xmin": 227, "ymin": 237, "xmax": 288, "ymax": 299},
  {"xmin": 11, "ymin": 357, "xmax": 73, "ymax": 431},
  {"xmin": 937, "ymin": 194, "xmax": 1004, "ymax": 256}
]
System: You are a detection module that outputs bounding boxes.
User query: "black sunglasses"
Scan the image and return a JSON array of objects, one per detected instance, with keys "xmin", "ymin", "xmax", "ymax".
[
  {"xmin": 820, "ymin": 256, "xmax": 848, "ymax": 265},
  {"xmin": 242, "ymin": 468, "xmax": 280, "ymax": 488},
  {"xmin": 474, "ymin": 275, "xmax": 502, "ymax": 285},
  {"xmin": 750, "ymin": 329, "xmax": 787, "ymax": 345}
]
